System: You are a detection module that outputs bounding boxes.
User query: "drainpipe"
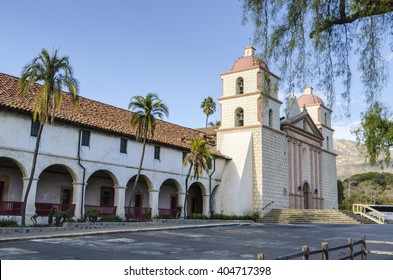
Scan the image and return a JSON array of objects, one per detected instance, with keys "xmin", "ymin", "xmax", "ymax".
[
  {"xmin": 208, "ymin": 157, "xmax": 216, "ymax": 218},
  {"xmin": 77, "ymin": 130, "xmax": 86, "ymax": 219}
]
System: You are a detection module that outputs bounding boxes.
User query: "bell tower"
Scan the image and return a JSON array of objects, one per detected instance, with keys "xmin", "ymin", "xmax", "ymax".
[
  {"xmin": 217, "ymin": 46, "xmax": 281, "ymax": 148},
  {"xmin": 214, "ymin": 46, "xmax": 283, "ymax": 215}
]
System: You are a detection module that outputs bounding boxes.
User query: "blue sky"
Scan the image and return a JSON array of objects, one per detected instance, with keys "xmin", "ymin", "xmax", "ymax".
[{"xmin": 1, "ymin": 0, "xmax": 392, "ymax": 140}]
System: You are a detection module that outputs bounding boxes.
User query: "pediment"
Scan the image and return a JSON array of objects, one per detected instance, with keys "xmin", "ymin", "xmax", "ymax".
[{"xmin": 281, "ymin": 111, "xmax": 323, "ymax": 140}]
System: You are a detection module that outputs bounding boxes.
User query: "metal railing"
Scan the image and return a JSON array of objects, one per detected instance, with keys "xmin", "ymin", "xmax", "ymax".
[
  {"xmin": 0, "ymin": 201, "xmax": 22, "ymax": 216},
  {"xmin": 352, "ymin": 204, "xmax": 385, "ymax": 224},
  {"xmin": 35, "ymin": 203, "xmax": 76, "ymax": 216},
  {"xmin": 158, "ymin": 208, "xmax": 177, "ymax": 218},
  {"xmin": 124, "ymin": 207, "xmax": 149, "ymax": 220},
  {"xmin": 85, "ymin": 205, "xmax": 117, "ymax": 216}
]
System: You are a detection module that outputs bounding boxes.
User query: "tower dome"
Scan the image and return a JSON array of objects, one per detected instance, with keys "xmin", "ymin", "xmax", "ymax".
[
  {"xmin": 230, "ymin": 46, "xmax": 269, "ymax": 72},
  {"xmin": 298, "ymin": 86, "xmax": 324, "ymax": 107}
]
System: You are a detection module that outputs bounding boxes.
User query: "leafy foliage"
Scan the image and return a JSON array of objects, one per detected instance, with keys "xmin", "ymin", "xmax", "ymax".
[
  {"xmin": 352, "ymin": 102, "xmax": 393, "ymax": 167},
  {"xmin": 0, "ymin": 219, "xmax": 18, "ymax": 227},
  {"xmin": 339, "ymin": 172, "xmax": 393, "ymax": 210},
  {"xmin": 54, "ymin": 211, "xmax": 72, "ymax": 226},
  {"xmin": 85, "ymin": 208, "xmax": 100, "ymax": 222},
  {"xmin": 241, "ymin": 0, "xmax": 393, "ymax": 111},
  {"xmin": 100, "ymin": 215, "xmax": 122, "ymax": 222}
]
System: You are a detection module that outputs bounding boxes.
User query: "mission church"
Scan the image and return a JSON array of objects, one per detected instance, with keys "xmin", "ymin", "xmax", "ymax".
[{"xmin": 0, "ymin": 46, "xmax": 337, "ymax": 224}]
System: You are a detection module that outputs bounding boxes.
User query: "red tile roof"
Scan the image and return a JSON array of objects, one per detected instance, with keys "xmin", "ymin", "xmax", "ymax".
[{"xmin": 0, "ymin": 72, "xmax": 223, "ymax": 157}]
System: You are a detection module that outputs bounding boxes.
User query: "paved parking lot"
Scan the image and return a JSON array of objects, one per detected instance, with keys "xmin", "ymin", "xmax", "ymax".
[{"xmin": 1, "ymin": 223, "xmax": 392, "ymax": 260}]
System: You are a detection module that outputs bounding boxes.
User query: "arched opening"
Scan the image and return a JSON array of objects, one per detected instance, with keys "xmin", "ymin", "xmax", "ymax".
[
  {"xmin": 236, "ymin": 77, "xmax": 244, "ymax": 94},
  {"xmin": 303, "ymin": 182, "xmax": 310, "ymax": 209},
  {"xmin": 36, "ymin": 164, "xmax": 77, "ymax": 216},
  {"xmin": 0, "ymin": 157, "xmax": 25, "ymax": 216},
  {"xmin": 86, "ymin": 170, "xmax": 118, "ymax": 217},
  {"xmin": 125, "ymin": 175, "xmax": 152, "ymax": 220},
  {"xmin": 303, "ymin": 120, "xmax": 307, "ymax": 131},
  {"xmin": 187, "ymin": 182, "xmax": 204, "ymax": 216},
  {"xmin": 158, "ymin": 179, "xmax": 181, "ymax": 218},
  {"xmin": 235, "ymin": 108, "xmax": 244, "ymax": 127},
  {"xmin": 268, "ymin": 109, "xmax": 273, "ymax": 127},
  {"xmin": 324, "ymin": 112, "xmax": 328, "ymax": 125}
]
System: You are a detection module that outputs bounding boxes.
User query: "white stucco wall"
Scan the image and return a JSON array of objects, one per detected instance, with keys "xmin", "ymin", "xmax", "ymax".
[
  {"xmin": 214, "ymin": 131, "xmax": 253, "ymax": 215},
  {"xmin": 0, "ymin": 167, "xmax": 23, "ymax": 201},
  {"xmin": 36, "ymin": 170, "xmax": 73, "ymax": 204}
]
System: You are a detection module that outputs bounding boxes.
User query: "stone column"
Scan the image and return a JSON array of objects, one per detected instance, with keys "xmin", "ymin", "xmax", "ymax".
[
  {"xmin": 114, "ymin": 185, "xmax": 126, "ymax": 219},
  {"xmin": 72, "ymin": 182, "xmax": 84, "ymax": 219},
  {"xmin": 203, "ymin": 194, "xmax": 210, "ymax": 216},
  {"xmin": 178, "ymin": 192, "xmax": 186, "ymax": 218},
  {"xmin": 22, "ymin": 177, "xmax": 39, "ymax": 225},
  {"xmin": 148, "ymin": 189, "xmax": 160, "ymax": 218}
]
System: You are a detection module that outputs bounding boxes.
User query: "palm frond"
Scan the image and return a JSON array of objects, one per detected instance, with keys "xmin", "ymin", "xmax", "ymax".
[{"xmin": 19, "ymin": 48, "xmax": 79, "ymax": 125}]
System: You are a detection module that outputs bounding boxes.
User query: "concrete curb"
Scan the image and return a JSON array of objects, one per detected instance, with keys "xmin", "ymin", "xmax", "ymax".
[{"xmin": 0, "ymin": 222, "xmax": 251, "ymax": 242}]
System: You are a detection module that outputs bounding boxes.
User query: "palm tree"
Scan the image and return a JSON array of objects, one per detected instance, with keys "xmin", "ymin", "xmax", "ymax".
[
  {"xmin": 19, "ymin": 48, "xmax": 79, "ymax": 226},
  {"xmin": 201, "ymin": 96, "xmax": 216, "ymax": 128},
  {"xmin": 127, "ymin": 93, "xmax": 169, "ymax": 220},
  {"xmin": 208, "ymin": 120, "xmax": 221, "ymax": 127},
  {"xmin": 182, "ymin": 137, "xmax": 212, "ymax": 218}
]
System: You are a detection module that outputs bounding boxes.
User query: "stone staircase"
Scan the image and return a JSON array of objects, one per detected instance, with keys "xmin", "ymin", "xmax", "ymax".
[
  {"xmin": 339, "ymin": 210, "xmax": 377, "ymax": 224},
  {"xmin": 258, "ymin": 209, "xmax": 361, "ymax": 224}
]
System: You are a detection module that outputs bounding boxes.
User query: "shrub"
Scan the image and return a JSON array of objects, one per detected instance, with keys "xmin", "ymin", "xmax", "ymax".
[
  {"xmin": 190, "ymin": 213, "xmax": 209, "ymax": 219},
  {"xmin": 85, "ymin": 208, "xmax": 100, "ymax": 222},
  {"xmin": 100, "ymin": 215, "xmax": 122, "ymax": 222},
  {"xmin": 145, "ymin": 208, "xmax": 152, "ymax": 220},
  {"xmin": 48, "ymin": 207, "xmax": 55, "ymax": 225},
  {"xmin": 0, "ymin": 219, "xmax": 18, "ymax": 227},
  {"xmin": 212, "ymin": 212, "xmax": 259, "ymax": 221},
  {"xmin": 54, "ymin": 211, "xmax": 73, "ymax": 226}
]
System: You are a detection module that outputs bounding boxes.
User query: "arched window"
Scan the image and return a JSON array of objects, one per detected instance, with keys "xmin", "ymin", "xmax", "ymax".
[
  {"xmin": 236, "ymin": 77, "xmax": 244, "ymax": 94},
  {"xmin": 268, "ymin": 109, "xmax": 273, "ymax": 127},
  {"xmin": 326, "ymin": 136, "xmax": 330, "ymax": 150},
  {"xmin": 324, "ymin": 112, "xmax": 328, "ymax": 125},
  {"xmin": 235, "ymin": 108, "xmax": 244, "ymax": 127},
  {"xmin": 303, "ymin": 120, "xmax": 307, "ymax": 131}
]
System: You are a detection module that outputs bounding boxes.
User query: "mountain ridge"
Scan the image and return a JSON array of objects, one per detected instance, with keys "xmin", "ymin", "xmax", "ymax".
[{"xmin": 334, "ymin": 139, "xmax": 393, "ymax": 180}]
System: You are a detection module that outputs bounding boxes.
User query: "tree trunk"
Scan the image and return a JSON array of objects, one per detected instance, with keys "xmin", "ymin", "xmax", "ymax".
[
  {"xmin": 21, "ymin": 123, "xmax": 44, "ymax": 226},
  {"xmin": 183, "ymin": 164, "xmax": 193, "ymax": 219},
  {"xmin": 127, "ymin": 131, "xmax": 148, "ymax": 221}
]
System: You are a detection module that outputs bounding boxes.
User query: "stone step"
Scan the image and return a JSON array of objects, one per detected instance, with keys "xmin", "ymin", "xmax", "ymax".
[{"xmin": 258, "ymin": 209, "xmax": 361, "ymax": 224}]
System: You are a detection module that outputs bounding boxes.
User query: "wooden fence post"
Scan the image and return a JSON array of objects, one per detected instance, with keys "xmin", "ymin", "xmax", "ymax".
[
  {"xmin": 302, "ymin": 245, "xmax": 309, "ymax": 260},
  {"xmin": 257, "ymin": 253, "xmax": 265, "ymax": 260},
  {"xmin": 348, "ymin": 238, "xmax": 354, "ymax": 260},
  {"xmin": 321, "ymin": 242, "xmax": 329, "ymax": 260},
  {"xmin": 361, "ymin": 235, "xmax": 367, "ymax": 260}
]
